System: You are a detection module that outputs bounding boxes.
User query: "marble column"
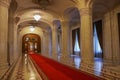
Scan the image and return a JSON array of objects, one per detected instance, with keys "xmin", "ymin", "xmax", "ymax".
[
  {"xmin": 103, "ymin": 12, "xmax": 120, "ymax": 64},
  {"xmin": 0, "ymin": 0, "xmax": 10, "ymax": 72},
  {"xmin": 79, "ymin": 8, "xmax": 94, "ymax": 63},
  {"xmin": 61, "ymin": 20, "xmax": 71, "ymax": 65},
  {"xmin": 8, "ymin": 0, "xmax": 17, "ymax": 64},
  {"xmin": 47, "ymin": 31, "xmax": 52, "ymax": 57},
  {"xmin": 52, "ymin": 25, "xmax": 58, "ymax": 60},
  {"xmin": 103, "ymin": 13, "xmax": 113, "ymax": 63},
  {"xmin": 13, "ymin": 25, "xmax": 19, "ymax": 60},
  {"xmin": 42, "ymin": 31, "xmax": 50, "ymax": 57},
  {"xmin": 110, "ymin": 11, "xmax": 120, "ymax": 64}
]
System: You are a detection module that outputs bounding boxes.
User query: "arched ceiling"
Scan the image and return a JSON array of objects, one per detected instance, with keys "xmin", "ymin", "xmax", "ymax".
[
  {"xmin": 18, "ymin": 20, "xmax": 50, "ymax": 30},
  {"xmin": 93, "ymin": 0, "xmax": 120, "ymax": 20},
  {"xmin": 14, "ymin": 0, "xmax": 120, "ymax": 31},
  {"xmin": 15, "ymin": 0, "xmax": 75, "ymax": 15}
]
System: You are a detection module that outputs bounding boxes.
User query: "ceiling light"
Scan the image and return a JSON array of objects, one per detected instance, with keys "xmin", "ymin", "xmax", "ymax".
[
  {"xmin": 30, "ymin": 26, "xmax": 35, "ymax": 32},
  {"xmin": 34, "ymin": 14, "xmax": 41, "ymax": 21}
]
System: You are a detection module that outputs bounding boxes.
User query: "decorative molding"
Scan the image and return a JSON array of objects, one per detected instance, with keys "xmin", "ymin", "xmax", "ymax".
[
  {"xmin": 0, "ymin": 0, "xmax": 10, "ymax": 8},
  {"xmin": 80, "ymin": 8, "xmax": 92, "ymax": 16}
]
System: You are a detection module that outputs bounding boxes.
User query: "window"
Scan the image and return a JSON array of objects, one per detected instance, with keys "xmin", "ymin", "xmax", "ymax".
[
  {"xmin": 93, "ymin": 24, "xmax": 102, "ymax": 56},
  {"xmin": 74, "ymin": 31, "xmax": 80, "ymax": 52}
]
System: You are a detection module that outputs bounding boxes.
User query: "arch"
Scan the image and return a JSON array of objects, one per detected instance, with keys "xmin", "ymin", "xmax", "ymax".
[
  {"xmin": 22, "ymin": 33, "xmax": 41, "ymax": 53},
  {"xmin": 63, "ymin": 7, "xmax": 80, "ymax": 26},
  {"xmin": 14, "ymin": 8, "xmax": 59, "ymax": 27},
  {"xmin": 63, "ymin": 7, "xmax": 81, "ymax": 55}
]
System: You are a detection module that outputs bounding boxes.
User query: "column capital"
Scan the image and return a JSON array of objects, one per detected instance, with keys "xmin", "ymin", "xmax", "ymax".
[
  {"xmin": 79, "ymin": 8, "xmax": 92, "ymax": 16},
  {"xmin": 75, "ymin": 0, "xmax": 93, "ymax": 9},
  {"xmin": 52, "ymin": 24, "xmax": 57, "ymax": 32},
  {"xmin": 0, "ymin": 0, "xmax": 11, "ymax": 8}
]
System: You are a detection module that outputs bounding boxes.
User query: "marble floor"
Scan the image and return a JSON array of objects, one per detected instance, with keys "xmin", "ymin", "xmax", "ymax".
[
  {"xmin": 58, "ymin": 55, "xmax": 120, "ymax": 80},
  {"xmin": 9, "ymin": 55, "xmax": 42, "ymax": 80},
  {"xmin": 9, "ymin": 54, "xmax": 120, "ymax": 80}
]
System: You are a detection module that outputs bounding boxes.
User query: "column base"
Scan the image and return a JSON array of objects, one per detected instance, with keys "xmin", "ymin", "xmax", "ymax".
[
  {"xmin": 60, "ymin": 55, "xmax": 74, "ymax": 66},
  {"xmin": 81, "ymin": 58, "xmax": 94, "ymax": 63},
  {"xmin": 0, "ymin": 63, "xmax": 9, "ymax": 79},
  {"xmin": 52, "ymin": 53, "xmax": 58, "ymax": 61},
  {"xmin": 103, "ymin": 59, "xmax": 120, "ymax": 66}
]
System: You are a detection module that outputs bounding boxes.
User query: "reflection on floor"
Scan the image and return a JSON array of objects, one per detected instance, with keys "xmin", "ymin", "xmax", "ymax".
[
  {"xmin": 9, "ymin": 54, "xmax": 42, "ymax": 80},
  {"xmin": 58, "ymin": 55, "xmax": 120, "ymax": 80},
  {"xmin": 9, "ymin": 54, "xmax": 120, "ymax": 80}
]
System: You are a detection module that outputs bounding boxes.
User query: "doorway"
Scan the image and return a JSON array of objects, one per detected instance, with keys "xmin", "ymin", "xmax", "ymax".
[{"xmin": 22, "ymin": 34, "xmax": 41, "ymax": 53}]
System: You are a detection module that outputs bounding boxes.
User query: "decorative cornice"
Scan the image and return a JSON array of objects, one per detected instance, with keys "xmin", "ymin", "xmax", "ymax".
[
  {"xmin": 79, "ymin": 8, "xmax": 92, "ymax": 16},
  {"xmin": 0, "ymin": 0, "xmax": 11, "ymax": 8}
]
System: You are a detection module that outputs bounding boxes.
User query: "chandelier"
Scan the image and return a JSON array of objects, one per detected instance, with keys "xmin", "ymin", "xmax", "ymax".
[
  {"xmin": 34, "ymin": 14, "xmax": 41, "ymax": 21},
  {"xmin": 30, "ymin": 26, "xmax": 35, "ymax": 32}
]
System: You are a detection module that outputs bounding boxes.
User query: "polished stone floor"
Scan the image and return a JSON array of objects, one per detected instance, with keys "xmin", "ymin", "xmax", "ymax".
[
  {"xmin": 9, "ymin": 54, "xmax": 120, "ymax": 80},
  {"xmin": 9, "ymin": 55, "xmax": 42, "ymax": 80},
  {"xmin": 57, "ymin": 54, "xmax": 120, "ymax": 80}
]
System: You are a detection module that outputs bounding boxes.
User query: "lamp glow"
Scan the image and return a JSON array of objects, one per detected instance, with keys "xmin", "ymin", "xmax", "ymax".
[
  {"xmin": 30, "ymin": 26, "xmax": 35, "ymax": 32},
  {"xmin": 34, "ymin": 14, "xmax": 41, "ymax": 21}
]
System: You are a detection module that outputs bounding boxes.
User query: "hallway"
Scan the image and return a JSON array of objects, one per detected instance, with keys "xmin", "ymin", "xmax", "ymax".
[{"xmin": 0, "ymin": 0, "xmax": 120, "ymax": 80}]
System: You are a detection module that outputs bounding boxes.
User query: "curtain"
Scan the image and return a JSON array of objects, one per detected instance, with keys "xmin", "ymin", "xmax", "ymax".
[
  {"xmin": 72, "ymin": 28, "xmax": 80, "ymax": 54},
  {"xmin": 94, "ymin": 20, "xmax": 103, "ymax": 58},
  {"xmin": 118, "ymin": 13, "xmax": 120, "ymax": 45}
]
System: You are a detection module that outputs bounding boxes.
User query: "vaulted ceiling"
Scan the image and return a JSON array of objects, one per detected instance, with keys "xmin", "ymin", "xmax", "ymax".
[{"xmin": 13, "ymin": 0, "xmax": 120, "ymax": 31}]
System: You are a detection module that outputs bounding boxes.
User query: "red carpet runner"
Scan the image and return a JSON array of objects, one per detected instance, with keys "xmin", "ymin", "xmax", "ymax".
[{"xmin": 29, "ymin": 53, "xmax": 104, "ymax": 80}]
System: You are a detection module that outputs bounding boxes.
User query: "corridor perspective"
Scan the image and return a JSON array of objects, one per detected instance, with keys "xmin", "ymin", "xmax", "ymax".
[{"xmin": 0, "ymin": 0, "xmax": 120, "ymax": 80}]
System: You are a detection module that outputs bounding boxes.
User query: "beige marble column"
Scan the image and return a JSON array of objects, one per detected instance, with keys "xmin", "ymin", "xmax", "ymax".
[
  {"xmin": 103, "ymin": 13, "xmax": 113, "ymax": 63},
  {"xmin": 103, "ymin": 12, "xmax": 120, "ymax": 64},
  {"xmin": 0, "ymin": 0, "xmax": 10, "ymax": 72},
  {"xmin": 13, "ymin": 25, "xmax": 19, "ymax": 60},
  {"xmin": 61, "ymin": 20, "xmax": 71, "ymax": 65},
  {"xmin": 42, "ymin": 31, "xmax": 50, "ymax": 57},
  {"xmin": 52, "ymin": 25, "xmax": 58, "ymax": 60},
  {"xmin": 47, "ymin": 31, "xmax": 52, "ymax": 57},
  {"xmin": 8, "ymin": 0, "xmax": 17, "ymax": 64},
  {"xmin": 79, "ymin": 8, "xmax": 94, "ymax": 63},
  {"xmin": 110, "ymin": 11, "xmax": 120, "ymax": 64}
]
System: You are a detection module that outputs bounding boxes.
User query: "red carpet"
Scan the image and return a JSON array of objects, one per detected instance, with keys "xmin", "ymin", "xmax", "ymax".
[{"xmin": 29, "ymin": 53, "xmax": 104, "ymax": 80}]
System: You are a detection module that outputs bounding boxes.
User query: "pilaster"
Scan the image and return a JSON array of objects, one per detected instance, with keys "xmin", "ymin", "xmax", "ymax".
[
  {"xmin": 52, "ymin": 25, "xmax": 58, "ymax": 60},
  {"xmin": 0, "ymin": 0, "xmax": 10, "ymax": 74}
]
